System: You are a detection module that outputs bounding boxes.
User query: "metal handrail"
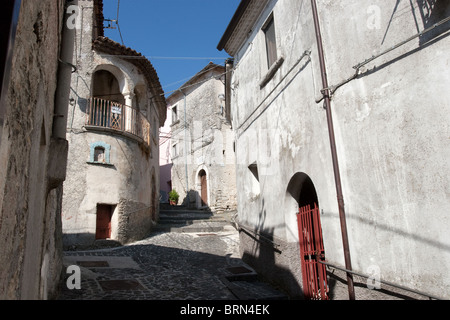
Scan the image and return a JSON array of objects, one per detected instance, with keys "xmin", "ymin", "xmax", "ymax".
[
  {"xmin": 86, "ymin": 97, "xmax": 151, "ymax": 145},
  {"xmin": 318, "ymin": 260, "xmax": 443, "ymax": 300}
]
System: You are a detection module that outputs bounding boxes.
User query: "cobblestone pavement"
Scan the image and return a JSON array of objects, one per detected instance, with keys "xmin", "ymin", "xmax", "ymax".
[{"xmin": 58, "ymin": 225, "xmax": 287, "ymax": 300}]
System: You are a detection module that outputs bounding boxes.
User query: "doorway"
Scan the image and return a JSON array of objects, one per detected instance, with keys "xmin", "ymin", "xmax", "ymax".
[
  {"xmin": 96, "ymin": 204, "xmax": 114, "ymax": 240},
  {"xmin": 287, "ymin": 173, "xmax": 328, "ymax": 300},
  {"xmin": 199, "ymin": 169, "xmax": 208, "ymax": 206}
]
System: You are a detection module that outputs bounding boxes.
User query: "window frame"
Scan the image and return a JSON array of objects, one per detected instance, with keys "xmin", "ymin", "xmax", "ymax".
[
  {"xmin": 262, "ymin": 14, "xmax": 277, "ymax": 69},
  {"xmin": 171, "ymin": 143, "xmax": 178, "ymax": 158},
  {"xmin": 88, "ymin": 141, "xmax": 112, "ymax": 165},
  {"xmin": 172, "ymin": 105, "xmax": 178, "ymax": 124}
]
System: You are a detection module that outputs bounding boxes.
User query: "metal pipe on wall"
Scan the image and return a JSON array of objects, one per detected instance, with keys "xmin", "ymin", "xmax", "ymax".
[
  {"xmin": 310, "ymin": 0, "xmax": 355, "ymax": 300},
  {"xmin": 179, "ymin": 89, "xmax": 189, "ymax": 194},
  {"xmin": 53, "ymin": 0, "xmax": 77, "ymax": 139}
]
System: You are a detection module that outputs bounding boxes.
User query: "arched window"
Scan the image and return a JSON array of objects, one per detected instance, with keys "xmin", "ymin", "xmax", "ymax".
[{"xmin": 92, "ymin": 70, "xmax": 125, "ymax": 105}]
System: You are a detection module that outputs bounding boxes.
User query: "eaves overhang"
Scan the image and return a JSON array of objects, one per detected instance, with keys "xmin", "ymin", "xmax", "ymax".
[
  {"xmin": 93, "ymin": 36, "xmax": 167, "ymax": 127},
  {"xmin": 217, "ymin": 0, "xmax": 270, "ymax": 57}
]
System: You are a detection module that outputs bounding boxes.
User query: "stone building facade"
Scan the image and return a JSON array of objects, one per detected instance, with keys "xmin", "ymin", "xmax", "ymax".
[
  {"xmin": 0, "ymin": 0, "xmax": 72, "ymax": 299},
  {"xmin": 218, "ymin": 0, "xmax": 450, "ymax": 299},
  {"xmin": 167, "ymin": 63, "xmax": 237, "ymax": 213},
  {"xmin": 61, "ymin": 0, "xmax": 166, "ymax": 249}
]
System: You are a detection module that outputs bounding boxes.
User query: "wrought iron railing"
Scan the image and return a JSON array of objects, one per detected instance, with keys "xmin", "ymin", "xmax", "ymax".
[{"xmin": 86, "ymin": 97, "xmax": 151, "ymax": 145}]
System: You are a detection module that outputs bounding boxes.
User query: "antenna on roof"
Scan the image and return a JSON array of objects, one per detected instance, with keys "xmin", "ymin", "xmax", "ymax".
[{"xmin": 104, "ymin": 19, "xmax": 117, "ymax": 30}]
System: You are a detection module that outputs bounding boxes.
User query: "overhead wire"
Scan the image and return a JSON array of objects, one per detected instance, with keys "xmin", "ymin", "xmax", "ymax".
[
  {"xmin": 163, "ymin": 67, "xmax": 233, "ymax": 96},
  {"xmin": 103, "ymin": 2, "xmax": 234, "ymax": 96},
  {"xmin": 116, "ymin": 0, "xmax": 125, "ymax": 45}
]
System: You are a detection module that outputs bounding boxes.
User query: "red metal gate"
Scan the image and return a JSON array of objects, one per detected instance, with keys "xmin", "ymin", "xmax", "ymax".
[{"xmin": 297, "ymin": 203, "xmax": 329, "ymax": 300}]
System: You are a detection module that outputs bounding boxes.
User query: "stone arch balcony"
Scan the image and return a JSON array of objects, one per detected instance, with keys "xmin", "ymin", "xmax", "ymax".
[{"xmin": 86, "ymin": 97, "xmax": 151, "ymax": 146}]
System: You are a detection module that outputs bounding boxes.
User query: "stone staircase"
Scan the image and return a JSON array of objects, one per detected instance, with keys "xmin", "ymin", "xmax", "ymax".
[
  {"xmin": 155, "ymin": 204, "xmax": 289, "ymax": 300},
  {"xmin": 155, "ymin": 204, "xmax": 234, "ymax": 233}
]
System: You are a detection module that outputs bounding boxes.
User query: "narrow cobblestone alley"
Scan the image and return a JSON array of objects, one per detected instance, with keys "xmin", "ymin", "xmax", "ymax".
[{"xmin": 58, "ymin": 210, "xmax": 287, "ymax": 300}]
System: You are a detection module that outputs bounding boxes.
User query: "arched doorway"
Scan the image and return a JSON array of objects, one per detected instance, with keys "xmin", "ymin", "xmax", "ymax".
[
  {"xmin": 287, "ymin": 173, "xmax": 328, "ymax": 300},
  {"xmin": 199, "ymin": 169, "xmax": 208, "ymax": 206}
]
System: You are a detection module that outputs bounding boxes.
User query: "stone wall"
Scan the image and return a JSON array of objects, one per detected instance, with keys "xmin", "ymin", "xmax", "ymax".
[
  {"xmin": 0, "ymin": 0, "xmax": 67, "ymax": 299},
  {"xmin": 168, "ymin": 65, "xmax": 237, "ymax": 213}
]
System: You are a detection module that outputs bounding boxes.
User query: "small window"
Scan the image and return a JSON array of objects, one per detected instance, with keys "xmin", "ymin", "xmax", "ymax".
[
  {"xmin": 248, "ymin": 162, "xmax": 260, "ymax": 197},
  {"xmin": 172, "ymin": 105, "xmax": 178, "ymax": 124},
  {"xmin": 263, "ymin": 15, "xmax": 277, "ymax": 68},
  {"xmin": 94, "ymin": 146, "xmax": 105, "ymax": 163},
  {"xmin": 88, "ymin": 141, "xmax": 112, "ymax": 165},
  {"xmin": 172, "ymin": 143, "xmax": 178, "ymax": 158}
]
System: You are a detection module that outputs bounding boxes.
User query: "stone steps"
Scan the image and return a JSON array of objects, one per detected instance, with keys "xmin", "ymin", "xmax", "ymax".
[
  {"xmin": 154, "ymin": 206, "xmax": 288, "ymax": 300},
  {"xmin": 155, "ymin": 207, "xmax": 232, "ymax": 233}
]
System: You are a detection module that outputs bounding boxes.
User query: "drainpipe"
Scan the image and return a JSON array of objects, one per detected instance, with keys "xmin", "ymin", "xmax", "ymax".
[
  {"xmin": 47, "ymin": 0, "xmax": 77, "ymax": 191},
  {"xmin": 53, "ymin": 0, "xmax": 77, "ymax": 139},
  {"xmin": 224, "ymin": 58, "xmax": 234, "ymax": 126},
  {"xmin": 179, "ymin": 89, "xmax": 189, "ymax": 196},
  {"xmin": 310, "ymin": 0, "xmax": 355, "ymax": 300}
]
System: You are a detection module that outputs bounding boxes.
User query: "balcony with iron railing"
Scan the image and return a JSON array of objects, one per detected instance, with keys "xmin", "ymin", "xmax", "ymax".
[{"xmin": 86, "ymin": 97, "xmax": 151, "ymax": 146}]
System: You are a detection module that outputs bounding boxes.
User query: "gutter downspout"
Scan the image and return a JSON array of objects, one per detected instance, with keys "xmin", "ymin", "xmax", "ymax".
[
  {"xmin": 53, "ymin": 0, "xmax": 77, "ymax": 139},
  {"xmin": 224, "ymin": 58, "xmax": 233, "ymax": 126},
  {"xmin": 310, "ymin": 0, "xmax": 355, "ymax": 300},
  {"xmin": 47, "ymin": 0, "xmax": 77, "ymax": 191},
  {"xmin": 179, "ymin": 89, "xmax": 189, "ymax": 195}
]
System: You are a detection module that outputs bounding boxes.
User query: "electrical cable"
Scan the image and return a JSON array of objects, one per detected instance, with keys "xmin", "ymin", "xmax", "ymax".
[{"xmin": 116, "ymin": 0, "xmax": 125, "ymax": 45}]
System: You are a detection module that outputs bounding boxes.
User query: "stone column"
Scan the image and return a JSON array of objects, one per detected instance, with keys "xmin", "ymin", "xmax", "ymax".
[{"xmin": 124, "ymin": 93, "xmax": 135, "ymax": 133}]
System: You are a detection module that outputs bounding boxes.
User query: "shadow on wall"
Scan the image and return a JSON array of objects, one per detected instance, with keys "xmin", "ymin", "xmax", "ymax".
[
  {"xmin": 240, "ymin": 227, "xmax": 303, "ymax": 299},
  {"xmin": 383, "ymin": 0, "xmax": 450, "ymax": 46},
  {"xmin": 416, "ymin": 0, "xmax": 450, "ymax": 44},
  {"xmin": 183, "ymin": 189, "xmax": 211, "ymax": 211},
  {"xmin": 238, "ymin": 195, "xmax": 303, "ymax": 299},
  {"xmin": 161, "ymin": 189, "xmax": 212, "ymax": 213}
]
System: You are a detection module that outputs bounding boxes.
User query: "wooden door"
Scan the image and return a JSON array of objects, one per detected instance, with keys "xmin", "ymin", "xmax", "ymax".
[
  {"xmin": 200, "ymin": 171, "xmax": 208, "ymax": 206},
  {"xmin": 96, "ymin": 204, "xmax": 112, "ymax": 239}
]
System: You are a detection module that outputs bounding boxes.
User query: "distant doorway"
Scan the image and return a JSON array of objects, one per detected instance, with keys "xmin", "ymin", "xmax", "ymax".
[
  {"xmin": 96, "ymin": 204, "xmax": 114, "ymax": 239},
  {"xmin": 199, "ymin": 170, "xmax": 208, "ymax": 206}
]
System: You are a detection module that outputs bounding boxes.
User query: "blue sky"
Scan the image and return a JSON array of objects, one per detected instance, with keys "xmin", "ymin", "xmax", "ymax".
[{"xmin": 102, "ymin": 0, "xmax": 240, "ymax": 96}]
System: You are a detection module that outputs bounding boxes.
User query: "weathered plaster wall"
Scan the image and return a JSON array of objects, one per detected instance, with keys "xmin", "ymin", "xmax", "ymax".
[
  {"xmin": 168, "ymin": 68, "xmax": 237, "ymax": 213},
  {"xmin": 317, "ymin": 0, "xmax": 450, "ymax": 299},
  {"xmin": 0, "ymin": 0, "xmax": 66, "ymax": 299},
  {"xmin": 230, "ymin": 0, "xmax": 450, "ymax": 299}
]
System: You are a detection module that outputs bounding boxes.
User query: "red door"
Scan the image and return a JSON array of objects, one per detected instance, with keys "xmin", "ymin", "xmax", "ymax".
[
  {"xmin": 96, "ymin": 204, "xmax": 112, "ymax": 239},
  {"xmin": 297, "ymin": 203, "xmax": 329, "ymax": 300}
]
